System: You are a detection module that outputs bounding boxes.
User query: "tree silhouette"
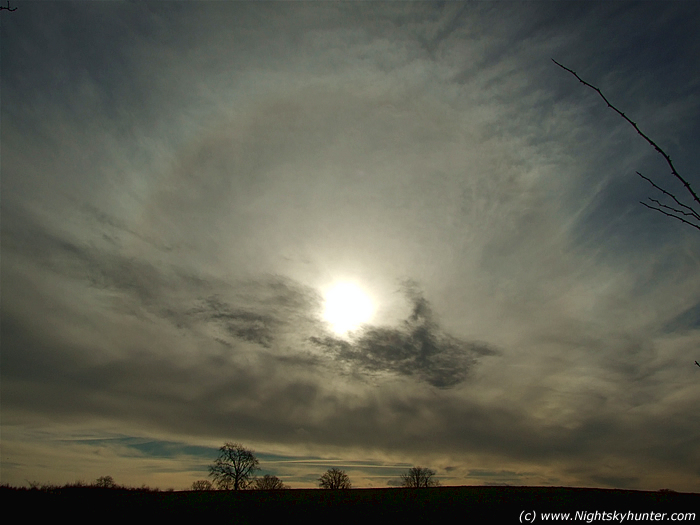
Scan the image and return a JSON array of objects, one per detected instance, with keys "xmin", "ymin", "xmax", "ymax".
[
  {"xmin": 553, "ymin": 59, "xmax": 700, "ymax": 232},
  {"xmin": 190, "ymin": 479, "xmax": 213, "ymax": 491},
  {"xmin": 208, "ymin": 442, "xmax": 259, "ymax": 490},
  {"xmin": 400, "ymin": 467, "xmax": 440, "ymax": 488},
  {"xmin": 251, "ymin": 474, "xmax": 289, "ymax": 490},
  {"xmin": 94, "ymin": 475, "xmax": 117, "ymax": 488},
  {"xmin": 318, "ymin": 468, "xmax": 351, "ymax": 489}
]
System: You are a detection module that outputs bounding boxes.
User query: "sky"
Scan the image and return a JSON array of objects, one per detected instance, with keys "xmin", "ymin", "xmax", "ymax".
[{"xmin": 1, "ymin": 1, "xmax": 699, "ymax": 492}]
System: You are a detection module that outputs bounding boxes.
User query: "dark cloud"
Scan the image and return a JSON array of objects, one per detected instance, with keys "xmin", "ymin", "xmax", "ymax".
[
  {"xmin": 312, "ymin": 285, "xmax": 497, "ymax": 388},
  {"xmin": 2, "ymin": 204, "xmax": 168, "ymax": 307},
  {"xmin": 2, "ymin": 204, "xmax": 323, "ymax": 350},
  {"xmin": 169, "ymin": 277, "xmax": 323, "ymax": 349},
  {"xmin": 186, "ymin": 295, "xmax": 280, "ymax": 348}
]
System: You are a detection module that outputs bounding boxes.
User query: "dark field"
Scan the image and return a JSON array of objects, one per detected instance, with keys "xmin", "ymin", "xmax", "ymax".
[{"xmin": 3, "ymin": 485, "xmax": 698, "ymax": 521}]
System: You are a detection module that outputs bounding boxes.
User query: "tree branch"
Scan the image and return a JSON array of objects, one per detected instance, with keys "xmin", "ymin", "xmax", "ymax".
[
  {"xmin": 647, "ymin": 198, "xmax": 699, "ymax": 220},
  {"xmin": 639, "ymin": 201, "xmax": 700, "ymax": 231},
  {"xmin": 637, "ymin": 172, "xmax": 700, "ymax": 221},
  {"xmin": 552, "ymin": 59, "xmax": 700, "ymax": 222}
]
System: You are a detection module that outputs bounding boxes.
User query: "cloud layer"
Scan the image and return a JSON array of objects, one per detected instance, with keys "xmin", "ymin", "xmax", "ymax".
[{"xmin": 2, "ymin": 1, "xmax": 699, "ymax": 491}]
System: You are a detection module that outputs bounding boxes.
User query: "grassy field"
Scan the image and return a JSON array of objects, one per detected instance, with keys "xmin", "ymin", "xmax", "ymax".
[{"xmin": 3, "ymin": 485, "xmax": 697, "ymax": 521}]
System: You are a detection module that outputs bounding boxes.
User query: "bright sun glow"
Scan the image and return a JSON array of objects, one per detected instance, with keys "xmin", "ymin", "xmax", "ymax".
[{"xmin": 323, "ymin": 282, "xmax": 374, "ymax": 335}]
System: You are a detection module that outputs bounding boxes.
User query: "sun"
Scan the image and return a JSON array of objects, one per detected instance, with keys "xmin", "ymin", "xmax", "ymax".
[{"xmin": 323, "ymin": 282, "xmax": 374, "ymax": 335}]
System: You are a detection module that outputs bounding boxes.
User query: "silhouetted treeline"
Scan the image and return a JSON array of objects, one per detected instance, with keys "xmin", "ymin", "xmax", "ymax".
[{"xmin": 3, "ymin": 484, "xmax": 697, "ymax": 521}]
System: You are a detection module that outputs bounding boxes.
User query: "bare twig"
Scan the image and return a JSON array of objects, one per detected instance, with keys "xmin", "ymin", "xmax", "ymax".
[
  {"xmin": 648, "ymin": 199, "xmax": 694, "ymax": 217},
  {"xmin": 639, "ymin": 202, "xmax": 700, "ymax": 231},
  {"xmin": 553, "ymin": 59, "xmax": 700, "ymax": 231},
  {"xmin": 637, "ymin": 172, "xmax": 700, "ymax": 221},
  {"xmin": 647, "ymin": 199, "xmax": 698, "ymax": 220},
  {"xmin": 0, "ymin": 1, "xmax": 17, "ymax": 11}
]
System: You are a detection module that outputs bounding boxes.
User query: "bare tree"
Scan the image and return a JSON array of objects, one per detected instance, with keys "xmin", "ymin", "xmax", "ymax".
[
  {"xmin": 318, "ymin": 468, "xmax": 351, "ymax": 489},
  {"xmin": 94, "ymin": 475, "xmax": 117, "ymax": 488},
  {"xmin": 0, "ymin": 1, "xmax": 17, "ymax": 12},
  {"xmin": 251, "ymin": 474, "xmax": 289, "ymax": 490},
  {"xmin": 400, "ymin": 466, "xmax": 440, "ymax": 488},
  {"xmin": 190, "ymin": 479, "xmax": 213, "ymax": 491},
  {"xmin": 553, "ymin": 59, "xmax": 700, "ymax": 232},
  {"xmin": 208, "ymin": 442, "xmax": 260, "ymax": 490}
]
